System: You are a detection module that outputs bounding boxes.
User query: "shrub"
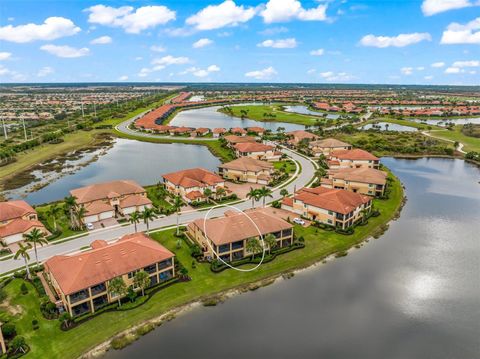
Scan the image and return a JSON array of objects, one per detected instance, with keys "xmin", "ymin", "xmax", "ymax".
[
  {"xmin": 32, "ymin": 319, "xmax": 39, "ymax": 330},
  {"xmin": 20, "ymin": 283, "xmax": 28, "ymax": 295},
  {"xmin": 9, "ymin": 336, "xmax": 27, "ymax": 354},
  {"xmin": 2, "ymin": 323, "xmax": 16, "ymax": 338}
]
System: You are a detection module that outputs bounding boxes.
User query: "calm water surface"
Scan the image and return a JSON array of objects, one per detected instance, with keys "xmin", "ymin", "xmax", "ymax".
[
  {"xmin": 170, "ymin": 105, "xmax": 305, "ymax": 132},
  {"xmin": 106, "ymin": 157, "xmax": 480, "ymax": 359},
  {"xmin": 7, "ymin": 138, "xmax": 220, "ymax": 205},
  {"xmin": 283, "ymin": 105, "xmax": 340, "ymax": 119},
  {"xmin": 362, "ymin": 122, "xmax": 418, "ymax": 132},
  {"xmin": 410, "ymin": 117, "xmax": 480, "ymax": 126}
]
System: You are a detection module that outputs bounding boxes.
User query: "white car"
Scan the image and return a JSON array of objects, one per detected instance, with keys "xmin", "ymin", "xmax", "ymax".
[
  {"xmin": 86, "ymin": 223, "xmax": 95, "ymax": 230},
  {"xmin": 293, "ymin": 218, "xmax": 305, "ymax": 225}
]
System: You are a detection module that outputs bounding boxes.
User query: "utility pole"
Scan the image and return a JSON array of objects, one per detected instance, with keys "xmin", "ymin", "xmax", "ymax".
[{"xmin": 1, "ymin": 118, "xmax": 7, "ymax": 139}]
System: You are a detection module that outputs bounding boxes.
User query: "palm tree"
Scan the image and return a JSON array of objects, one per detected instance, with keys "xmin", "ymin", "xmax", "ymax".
[
  {"xmin": 133, "ymin": 270, "xmax": 150, "ymax": 296},
  {"xmin": 203, "ymin": 188, "xmax": 212, "ymax": 204},
  {"xmin": 108, "ymin": 277, "xmax": 127, "ymax": 307},
  {"xmin": 14, "ymin": 243, "xmax": 32, "ymax": 279},
  {"xmin": 47, "ymin": 204, "xmax": 62, "ymax": 231},
  {"xmin": 23, "ymin": 228, "xmax": 48, "ymax": 267},
  {"xmin": 258, "ymin": 186, "xmax": 273, "ymax": 207},
  {"xmin": 360, "ymin": 209, "xmax": 368, "ymax": 224},
  {"xmin": 246, "ymin": 238, "xmax": 262, "ymax": 260},
  {"xmin": 141, "ymin": 207, "xmax": 158, "ymax": 235},
  {"xmin": 75, "ymin": 206, "xmax": 87, "ymax": 230},
  {"xmin": 246, "ymin": 188, "xmax": 260, "ymax": 208},
  {"xmin": 172, "ymin": 196, "xmax": 183, "ymax": 235},
  {"xmin": 64, "ymin": 196, "xmax": 78, "ymax": 228},
  {"xmin": 264, "ymin": 233, "xmax": 277, "ymax": 254},
  {"xmin": 216, "ymin": 187, "xmax": 226, "ymax": 199},
  {"xmin": 280, "ymin": 188, "xmax": 288, "ymax": 198},
  {"xmin": 129, "ymin": 211, "xmax": 141, "ymax": 232}
]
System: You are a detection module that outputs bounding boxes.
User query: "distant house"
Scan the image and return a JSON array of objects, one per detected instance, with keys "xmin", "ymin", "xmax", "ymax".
[
  {"xmin": 44, "ymin": 233, "xmax": 175, "ymax": 317},
  {"xmin": 308, "ymin": 138, "xmax": 352, "ymax": 157},
  {"xmin": 322, "ymin": 167, "xmax": 387, "ymax": 196},
  {"xmin": 169, "ymin": 127, "xmax": 193, "ymax": 136},
  {"xmin": 190, "ymin": 128, "xmax": 210, "ymax": 137},
  {"xmin": 286, "ymin": 130, "xmax": 319, "ymax": 146},
  {"xmin": 162, "ymin": 168, "xmax": 226, "ymax": 203},
  {"xmin": 233, "ymin": 142, "xmax": 282, "ymax": 161},
  {"xmin": 282, "ymin": 187, "xmax": 372, "ymax": 229},
  {"xmin": 230, "ymin": 127, "xmax": 247, "ymax": 136},
  {"xmin": 218, "ymin": 157, "xmax": 275, "ymax": 185},
  {"xmin": 187, "ymin": 208, "xmax": 293, "ymax": 262},
  {"xmin": 212, "ymin": 128, "xmax": 227, "ymax": 138},
  {"xmin": 246, "ymin": 127, "xmax": 265, "ymax": 136},
  {"xmin": 223, "ymin": 135, "xmax": 257, "ymax": 148},
  {"xmin": 328, "ymin": 149, "xmax": 380, "ymax": 169},
  {"xmin": 0, "ymin": 200, "xmax": 50, "ymax": 246},
  {"xmin": 70, "ymin": 180, "xmax": 152, "ymax": 224}
]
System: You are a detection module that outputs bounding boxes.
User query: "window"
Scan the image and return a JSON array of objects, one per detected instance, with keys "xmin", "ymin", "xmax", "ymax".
[{"xmin": 328, "ymin": 211, "xmax": 333, "ymax": 215}]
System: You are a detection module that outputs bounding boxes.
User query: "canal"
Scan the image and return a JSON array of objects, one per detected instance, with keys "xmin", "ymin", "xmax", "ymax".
[{"xmin": 105, "ymin": 157, "xmax": 480, "ymax": 359}]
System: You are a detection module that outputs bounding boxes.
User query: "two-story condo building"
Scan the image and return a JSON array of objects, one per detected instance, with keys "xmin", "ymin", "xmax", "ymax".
[
  {"xmin": 43, "ymin": 233, "xmax": 175, "ymax": 317},
  {"xmin": 70, "ymin": 180, "xmax": 152, "ymax": 224},
  {"xmin": 328, "ymin": 149, "xmax": 380, "ymax": 169},
  {"xmin": 0, "ymin": 200, "xmax": 49, "ymax": 246},
  {"xmin": 224, "ymin": 135, "xmax": 256, "ymax": 148},
  {"xmin": 233, "ymin": 142, "xmax": 282, "ymax": 161},
  {"xmin": 286, "ymin": 130, "xmax": 319, "ymax": 146},
  {"xmin": 218, "ymin": 157, "xmax": 275, "ymax": 185},
  {"xmin": 322, "ymin": 167, "xmax": 387, "ymax": 196},
  {"xmin": 281, "ymin": 187, "xmax": 372, "ymax": 229},
  {"xmin": 187, "ymin": 208, "xmax": 293, "ymax": 262},
  {"xmin": 162, "ymin": 168, "xmax": 226, "ymax": 203},
  {"xmin": 308, "ymin": 138, "xmax": 352, "ymax": 157}
]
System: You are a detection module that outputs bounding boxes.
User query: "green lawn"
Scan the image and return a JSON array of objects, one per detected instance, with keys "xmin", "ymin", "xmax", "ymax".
[
  {"xmin": 273, "ymin": 160, "xmax": 297, "ymax": 175},
  {"xmin": 35, "ymin": 203, "xmax": 85, "ymax": 240},
  {"xmin": 426, "ymin": 126, "xmax": 480, "ymax": 152},
  {"xmin": 145, "ymin": 185, "xmax": 174, "ymax": 210},
  {"xmin": 220, "ymin": 104, "xmax": 331, "ymax": 126},
  {"xmin": 0, "ymin": 172, "xmax": 403, "ymax": 359}
]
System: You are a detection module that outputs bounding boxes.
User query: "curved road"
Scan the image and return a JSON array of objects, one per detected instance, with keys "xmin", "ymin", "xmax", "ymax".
[{"xmin": 1, "ymin": 119, "xmax": 317, "ymax": 275}]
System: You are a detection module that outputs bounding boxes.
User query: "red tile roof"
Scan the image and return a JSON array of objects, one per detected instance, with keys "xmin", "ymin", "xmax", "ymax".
[
  {"xmin": 234, "ymin": 142, "xmax": 274, "ymax": 153},
  {"xmin": 0, "ymin": 200, "xmax": 36, "ymax": 222},
  {"xmin": 0, "ymin": 219, "xmax": 48, "ymax": 238},
  {"xmin": 163, "ymin": 168, "xmax": 224, "ymax": 188},
  {"xmin": 45, "ymin": 233, "xmax": 174, "ymax": 295},
  {"xmin": 330, "ymin": 149, "xmax": 379, "ymax": 161},
  {"xmin": 71, "ymin": 180, "xmax": 146, "ymax": 204}
]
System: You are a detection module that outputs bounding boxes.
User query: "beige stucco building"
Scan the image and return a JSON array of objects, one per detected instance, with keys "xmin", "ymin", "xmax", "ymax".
[
  {"xmin": 308, "ymin": 138, "xmax": 352, "ymax": 157},
  {"xmin": 321, "ymin": 167, "xmax": 388, "ymax": 196},
  {"xmin": 218, "ymin": 157, "xmax": 275, "ymax": 185}
]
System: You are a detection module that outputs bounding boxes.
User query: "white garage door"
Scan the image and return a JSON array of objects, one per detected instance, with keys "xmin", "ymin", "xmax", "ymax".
[{"xmin": 99, "ymin": 211, "xmax": 114, "ymax": 220}]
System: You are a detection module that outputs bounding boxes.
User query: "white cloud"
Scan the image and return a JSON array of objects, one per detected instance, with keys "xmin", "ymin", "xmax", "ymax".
[
  {"xmin": 152, "ymin": 55, "xmax": 190, "ymax": 66},
  {"xmin": 445, "ymin": 66, "xmax": 463, "ymax": 73},
  {"xmin": 257, "ymin": 38, "xmax": 297, "ymax": 48},
  {"xmin": 421, "ymin": 0, "xmax": 477, "ymax": 16},
  {"xmin": 307, "ymin": 68, "xmax": 316, "ymax": 74},
  {"xmin": 310, "ymin": 48, "xmax": 324, "ymax": 56},
  {"xmin": 40, "ymin": 44, "xmax": 90, "ymax": 58},
  {"xmin": 318, "ymin": 71, "xmax": 354, "ymax": 82},
  {"xmin": 360, "ymin": 32, "xmax": 431, "ymax": 47},
  {"xmin": 118, "ymin": 75, "xmax": 129, "ymax": 81},
  {"xmin": 0, "ymin": 52, "xmax": 12, "ymax": 61},
  {"xmin": 179, "ymin": 64, "xmax": 220, "ymax": 77},
  {"xmin": 150, "ymin": 45, "xmax": 166, "ymax": 52},
  {"xmin": 164, "ymin": 27, "xmax": 197, "ymax": 37},
  {"xmin": 431, "ymin": 62, "xmax": 445, "ymax": 68},
  {"xmin": 259, "ymin": 26, "xmax": 288, "ymax": 35},
  {"xmin": 424, "ymin": 75, "xmax": 434, "ymax": 80},
  {"xmin": 245, "ymin": 66, "xmax": 277, "ymax": 80},
  {"xmin": 452, "ymin": 60, "xmax": 480, "ymax": 67},
  {"xmin": 193, "ymin": 38, "xmax": 213, "ymax": 48},
  {"xmin": 85, "ymin": 5, "xmax": 175, "ymax": 34},
  {"xmin": 260, "ymin": 0, "xmax": 328, "ymax": 23},
  {"xmin": 0, "ymin": 65, "xmax": 11, "ymax": 76},
  {"xmin": 37, "ymin": 66, "xmax": 54, "ymax": 77},
  {"xmin": 401, "ymin": 67, "xmax": 414, "ymax": 75},
  {"xmin": 416, "ymin": 66, "xmax": 425, "ymax": 71},
  {"xmin": 207, "ymin": 64, "xmax": 220, "ymax": 72},
  {"xmin": 90, "ymin": 35, "xmax": 112, "ymax": 44},
  {"xmin": 186, "ymin": 0, "xmax": 256, "ymax": 30},
  {"xmin": 0, "ymin": 17, "xmax": 80, "ymax": 43},
  {"xmin": 441, "ymin": 17, "xmax": 480, "ymax": 44}
]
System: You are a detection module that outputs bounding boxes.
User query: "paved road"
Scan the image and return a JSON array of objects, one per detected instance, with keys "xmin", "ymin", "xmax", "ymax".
[
  {"xmin": 421, "ymin": 130, "xmax": 467, "ymax": 154},
  {"xmin": 1, "ymin": 127, "xmax": 317, "ymax": 275}
]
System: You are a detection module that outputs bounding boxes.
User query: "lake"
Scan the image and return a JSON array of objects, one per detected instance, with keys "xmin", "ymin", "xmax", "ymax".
[
  {"xmin": 5, "ymin": 138, "xmax": 221, "ymax": 205},
  {"xmin": 105, "ymin": 157, "xmax": 480, "ymax": 359},
  {"xmin": 283, "ymin": 105, "xmax": 341, "ymax": 119},
  {"xmin": 170, "ymin": 105, "xmax": 306, "ymax": 132},
  {"xmin": 410, "ymin": 117, "xmax": 480, "ymax": 127},
  {"xmin": 362, "ymin": 122, "xmax": 418, "ymax": 132}
]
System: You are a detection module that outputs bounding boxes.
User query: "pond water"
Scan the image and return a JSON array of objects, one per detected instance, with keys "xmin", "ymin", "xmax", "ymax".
[
  {"xmin": 170, "ymin": 105, "xmax": 306, "ymax": 132},
  {"xmin": 5, "ymin": 138, "xmax": 221, "ymax": 205},
  {"xmin": 105, "ymin": 157, "xmax": 480, "ymax": 359},
  {"xmin": 283, "ymin": 105, "xmax": 340, "ymax": 119},
  {"xmin": 361, "ymin": 122, "xmax": 418, "ymax": 132},
  {"xmin": 410, "ymin": 117, "xmax": 480, "ymax": 127}
]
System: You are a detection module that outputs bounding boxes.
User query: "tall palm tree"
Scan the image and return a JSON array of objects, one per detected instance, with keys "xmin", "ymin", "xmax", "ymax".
[
  {"xmin": 64, "ymin": 196, "xmax": 78, "ymax": 228},
  {"xmin": 203, "ymin": 188, "xmax": 212, "ymax": 204},
  {"xmin": 108, "ymin": 277, "xmax": 127, "ymax": 307},
  {"xmin": 47, "ymin": 204, "xmax": 62, "ymax": 231},
  {"xmin": 75, "ymin": 206, "xmax": 87, "ymax": 230},
  {"xmin": 129, "ymin": 211, "xmax": 141, "ymax": 232},
  {"xmin": 246, "ymin": 188, "xmax": 260, "ymax": 208},
  {"xmin": 264, "ymin": 233, "xmax": 277, "ymax": 254},
  {"xmin": 258, "ymin": 186, "xmax": 273, "ymax": 207},
  {"xmin": 280, "ymin": 189, "xmax": 288, "ymax": 198},
  {"xmin": 133, "ymin": 270, "xmax": 150, "ymax": 296},
  {"xmin": 216, "ymin": 187, "xmax": 226, "ymax": 200},
  {"xmin": 14, "ymin": 243, "xmax": 32, "ymax": 279},
  {"xmin": 246, "ymin": 238, "xmax": 262, "ymax": 260},
  {"xmin": 141, "ymin": 207, "xmax": 158, "ymax": 235},
  {"xmin": 172, "ymin": 196, "xmax": 183, "ymax": 235},
  {"xmin": 23, "ymin": 228, "xmax": 48, "ymax": 267}
]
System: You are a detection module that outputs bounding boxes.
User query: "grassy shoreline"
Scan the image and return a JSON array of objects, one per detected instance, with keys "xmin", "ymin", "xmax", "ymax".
[{"xmin": 0, "ymin": 170, "xmax": 404, "ymax": 359}]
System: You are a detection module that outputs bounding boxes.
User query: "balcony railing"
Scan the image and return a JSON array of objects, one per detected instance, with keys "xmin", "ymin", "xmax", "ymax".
[
  {"xmin": 90, "ymin": 283, "xmax": 106, "ymax": 296},
  {"xmin": 69, "ymin": 290, "xmax": 89, "ymax": 304}
]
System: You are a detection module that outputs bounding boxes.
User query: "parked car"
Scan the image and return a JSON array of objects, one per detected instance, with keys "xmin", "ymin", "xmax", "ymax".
[
  {"xmin": 293, "ymin": 218, "xmax": 305, "ymax": 225},
  {"xmin": 86, "ymin": 223, "xmax": 94, "ymax": 230}
]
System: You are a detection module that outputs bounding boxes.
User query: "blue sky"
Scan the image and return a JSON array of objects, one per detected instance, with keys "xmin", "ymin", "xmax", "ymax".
[{"xmin": 0, "ymin": 0, "xmax": 479, "ymax": 84}]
